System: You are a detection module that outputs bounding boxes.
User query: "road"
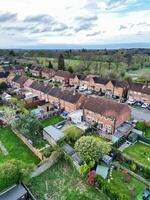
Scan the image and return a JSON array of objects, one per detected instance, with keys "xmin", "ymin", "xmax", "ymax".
[{"xmin": 131, "ymin": 107, "xmax": 150, "ymax": 121}]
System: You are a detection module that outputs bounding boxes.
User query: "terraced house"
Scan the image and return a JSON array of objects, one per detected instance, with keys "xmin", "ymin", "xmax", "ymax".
[
  {"xmin": 84, "ymin": 96, "xmax": 131, "ymax": 134},
  {"xmin": 41, "ymin": 68, "xmax": 56, "ymax": 79},
  {"xmin": 54, "ymin": 70, "xmax": 74, "ymax": 84},
  {"xmin": 47, "ymin": 88, "xmax": 86, "ymax": 112},
  {"xmin": 11, "ymin": 75, "xmax": 29, "ymax": 88},
  {"xmin": 128, "ymin": 83, "xmax": 150, "ymax": 104},
  {"xmin": 70, "ymin": 75, "xmax": 128, "ymax": 98}
]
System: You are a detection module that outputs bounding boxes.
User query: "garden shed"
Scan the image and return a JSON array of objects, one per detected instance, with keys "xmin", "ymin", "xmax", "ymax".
[
  {"xmin": 128, "ymin": 132, "xmax": 138, "ymax": 143},
  {"xmin": 96, "ymin": 165, "xmax": 109, "ymax": 179},
  {"xmin": 43, "ymin": 125, "xmax": 64, "ymax": 146},
  {"xmin": 102, "ymin": 155, "xmax": 113, "ymax": 165},
  {"xmin": 0, "ymin": 184, "xmax": 28, "ymax": 200}
]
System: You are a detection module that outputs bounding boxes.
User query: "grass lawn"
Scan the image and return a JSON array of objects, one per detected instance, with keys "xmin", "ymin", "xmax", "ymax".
[
  {"xmin": 0, "ymin": 127, "xmax": 39, "ymax": 165},
  {"xmin": 63, "ymin": 125, "xmax": 83, "ymax": 136},
  {"xmin": 111, "ymin": 169, "xmax": 146, "ymax": 199},
  {"xmin": 41, "ymin": 116, "xmax": 64, "ymax": 128},
  {"xmin": 28, "ymin": 160, "xmax": 108, "ymax": 200},
  {"xmin": 124, "ymin": 142, "xmax": 150, "ymax": 168}
]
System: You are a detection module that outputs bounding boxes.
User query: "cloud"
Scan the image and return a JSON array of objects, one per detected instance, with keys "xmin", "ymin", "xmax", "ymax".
[
  {"xmin": 74, "ymin": 15, "xmax": 98, "ymax": 32},
  {"xmin": 52, "ymin": 24, "xmax": 68, "ymax": 32},
  {"xmin": 86, "ymin": 31, "xmax": 102, "ymax": 36},
  {"xmin": 3, "ymin": 26, "xmax": 27, "ymax": 32},
  {"xmin": 0, "ymin": 12, "xmax": 17, "ymax": 22},
  {"xmin": 24, "ymin": 14, "xmax": 55, "ymax": 24},
  {"xmin": 119, "ymin": 25, "xmax": 127, "ymax": 30}
]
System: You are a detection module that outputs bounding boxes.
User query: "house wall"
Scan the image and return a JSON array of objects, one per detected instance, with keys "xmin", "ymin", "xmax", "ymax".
[
  {"xmin": 84, "ymin": 107, "xmax": 131, "ymax": 134},
  {"xmin": 84, "ymin": 109, "xmax": 114, "ymax": 134},
  {"xmin": 69, "ymin": 76, "xmax": 80, "ymax": 86},
  {"xmin": 128, "ymin": 90, "xmax": 150, "ymax": 104}
]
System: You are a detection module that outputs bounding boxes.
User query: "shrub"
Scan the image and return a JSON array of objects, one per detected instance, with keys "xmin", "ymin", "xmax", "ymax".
[{"xmin": 87, "ymin": 170, "xmax": 96, "ymax": 185}]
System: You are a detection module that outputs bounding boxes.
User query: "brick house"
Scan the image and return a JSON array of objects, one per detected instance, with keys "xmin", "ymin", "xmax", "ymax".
[
  {"xmin": 47, "ymin": 88, "xmax": 86, "ymax": 112},
  {"xmin": 104, "ymin": 80, "xmax": 127, "ymax": 98},
  {"xmin": 84, "ymin": 96, "xmax": 131, "ymax": 134},
  {"xmin": 13, "ymin": 65, "xmax": 24, "ymax": 75},
  {"xmin": 29, "ymin": 81, "xmax": 52, "ymax": 101},
  {"xmin": 54, "ymin": 70, "xmax": 74, "ymax": 84},
  {"xmin": 70, "ymin": 75, "xmax": 127, "ymax": 97},
  {"xmin": 23, "ymin": 78, "xmax": 34, "ymax": 89},
  {"xmin": 11, "ymin": 75, "xmax": 28, "ymax": 88},
  {"xmin": 29, "ymin": 65, "xmax": 42, "ymax": 77},
  {"xmin": 128, "ymin": 83, "xmax": 150, "ymax": 104},
  {"xmin": 70, "ymin": 74, "xmax": 86, "ymax": 86},
  {"xmin": 41, "ymin": 68, "xmax": 56, "ymax": 79}
]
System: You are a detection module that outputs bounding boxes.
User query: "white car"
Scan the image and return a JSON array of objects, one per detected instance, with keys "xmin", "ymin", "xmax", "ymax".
[
  {"xmin": 127, "ymin": 99, "xmax": 136, "ymax": 105},
  {"xmin": 79, "ymin": 86, "xmax": 87, "ymax": 92},
  {"xmin": 141, "ymin": 103, "xmax": 149, "ymax": 108}
]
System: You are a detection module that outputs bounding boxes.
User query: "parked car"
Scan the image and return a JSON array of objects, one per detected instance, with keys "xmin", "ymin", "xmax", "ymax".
[
  {"xmin": 55, "ymin": 124, "xmax": 63, "ymax": 129},
  {"xmin": 141, "ymin": 103, "xmax": 149, "ymax": 108},
  {"xmin": 85, "ymin": 90, "xmax": 92, "ymax": 95},
  {"xmin": 136, "ymin": 101, "xmax": 143, "ymax": 106},
  {"xmin": 127, "ymin": 99, "xmax": 136, "ymax": 105},
  {"xmin": 79, "ymin": 86, "xmax": 87, "ymax": 92},
  {"xmin": 112, "ymin": 95, "xmax": 119, "ymax": 99}
]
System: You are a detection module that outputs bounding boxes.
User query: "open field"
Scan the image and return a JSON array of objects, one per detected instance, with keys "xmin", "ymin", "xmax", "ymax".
[
  {"xmin": 0, "ymin": 127, "xmax": 39, "ymax": 165},
  {"xmin": 40, "ymin": 115, "xmax": 64, "ymax": 128},
  {"xmin": 111, "ymin": 169, "xmax": 146, "ymax": 199},
  {"xmin": 123, "ymin": 142, "xmax": 150, "ymax": 168},
  {"xmin": 29, "ymin": 160, "xmax": 108, "ymax": 200}
]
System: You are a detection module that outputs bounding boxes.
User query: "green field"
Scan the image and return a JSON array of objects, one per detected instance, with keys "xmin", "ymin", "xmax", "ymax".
[
  {"xmin": 124, "ymin": 142, "xmax": 150, "ymax": 168},
  {"xmin": 0, "ymin": 127, "xmax": 39, "ymax": 165},
  {"xmin": 29, "ymin": 160, "xmax": 108, "ymax": 200},
  {"xmin": 111, "ymin": 169, "xmax": 146, "ymax": 199},
  {"xmin": 41, "ymin": 115, "xmax": 64, "ymax": 127}
]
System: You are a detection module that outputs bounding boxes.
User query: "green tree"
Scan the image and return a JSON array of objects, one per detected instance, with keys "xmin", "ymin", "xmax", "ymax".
[
  {"xmin": 9, "ymin": 50, "xmax": 15, "ymax": 57},
  {"xmin": 75, "ymin": 136, "xmax": 111, "ymax": 163},
  {"xmin": 68, "ymin": 66, "xmax": 73, "ymax": 73},
  {"xmin": 13, "ymin": 113, "xmax": 42, "ymax": 135},
  {"xmin": 58, "ymin": 54, "xmax": 65, "ymax": 70},
  {"xmin": 48, "ymin": 61, "xmax": 53, "ymax": 69},
  {"xmin": 0, "ymin": 159, "xmax": 33, "ymax": 192},
  {"xmin": 0, "ymin": 82, "xmax": 8, "ymax": 94}
]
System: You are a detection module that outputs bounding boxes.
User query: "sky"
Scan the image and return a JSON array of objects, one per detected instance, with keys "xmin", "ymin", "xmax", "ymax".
[{"xmin": 0, "ymin": 0, "xmax": 150, "ymax": 49}]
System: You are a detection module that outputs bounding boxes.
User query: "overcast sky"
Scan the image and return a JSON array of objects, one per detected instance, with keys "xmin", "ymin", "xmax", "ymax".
[{"xmin": 0, "ymin": 0, "xmax": 150, "ymax": 48}]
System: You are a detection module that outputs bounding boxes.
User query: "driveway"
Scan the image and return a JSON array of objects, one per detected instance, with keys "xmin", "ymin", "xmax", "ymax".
[{"xmin": 131, "ymin": 107, "xmax": 150, "ymax": 121}]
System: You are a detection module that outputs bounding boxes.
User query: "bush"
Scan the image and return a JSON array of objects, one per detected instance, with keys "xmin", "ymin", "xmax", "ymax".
[
  {"xmin": 87, "ymin": 170, "xmax": 96, "ymax": 185},
  {"xmin": 42, "ymin": 147, "xmax": 53, "ymax": 158},
  {"xmin": 64, "ymin": 126, "xmax": 83, "ymax": 145},
  {"xmin": 0, "ymin": 159, "xmax": 33, "ymax": 192}
]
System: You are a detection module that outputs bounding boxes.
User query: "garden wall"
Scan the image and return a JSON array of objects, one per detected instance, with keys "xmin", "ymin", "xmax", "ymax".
[{"xmin": 12, "ymin": 128, "xmax": 44, "ymax": 161}]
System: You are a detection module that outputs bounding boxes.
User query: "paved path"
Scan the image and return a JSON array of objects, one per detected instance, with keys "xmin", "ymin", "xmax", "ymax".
[
  {"xmin": 131, "ymin": 107, "xmax": 150, "ymax": 122},
  {"xmin": 0, "ymin": 141, "xmax": 8, "ymax": 156}
]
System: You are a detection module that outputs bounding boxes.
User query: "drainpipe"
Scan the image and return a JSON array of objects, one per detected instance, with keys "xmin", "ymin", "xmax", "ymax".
[{"xmin": 113, "ymin": 118, "xmax": 116, "ymax": 134}]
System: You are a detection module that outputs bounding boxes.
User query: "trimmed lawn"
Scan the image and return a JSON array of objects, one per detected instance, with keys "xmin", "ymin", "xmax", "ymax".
[
  {"xmin": 29, "ymin": 160, "xmax": 108, "ymax": 200},
  {"xmin": 41, "ymin": 116, "xmax": 64, "ymax": 127},
  {"xmin": 0, "ymin": 127, "xmax": 39, "ymax": 165},
  {"xmin": 124, "ymin": 142, "xmax": 150, "ymax": 168},
  {"xmin": 111, "ymin": 169, "xmax": 146, "ymax": 199}
]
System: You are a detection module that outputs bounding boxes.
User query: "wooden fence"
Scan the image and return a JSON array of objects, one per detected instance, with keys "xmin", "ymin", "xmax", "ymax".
[{"xmin": 12, "ymin": 128, "xmax": 44, "ymax": 161}]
